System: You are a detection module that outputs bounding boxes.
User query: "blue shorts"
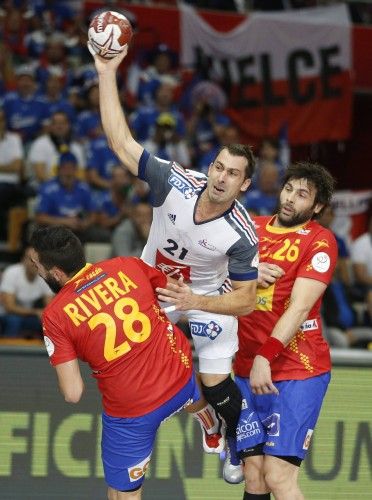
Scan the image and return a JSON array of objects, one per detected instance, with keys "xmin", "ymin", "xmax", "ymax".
[
  {"xmin": 102, "ymin": 373, "xmax": 200, "ymax": 491},
  {"xmin": 235, "ymin": 373, "xmax": 331, "ymax": 460}
]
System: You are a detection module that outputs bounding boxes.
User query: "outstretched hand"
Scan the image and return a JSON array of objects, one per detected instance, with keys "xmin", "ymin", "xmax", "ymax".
[
  {"xmin": 156, "ymin": 275, "xmax": 197, "ymax": 312},
  {"xmin": 87, "ymin": 42, "xmax": 128, "ymax": 74}
]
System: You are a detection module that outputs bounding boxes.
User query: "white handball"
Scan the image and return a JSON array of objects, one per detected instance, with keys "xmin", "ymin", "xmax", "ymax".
[{"xmin": 88, "ymin": 10, "xmax": 133, "ymax": 59}]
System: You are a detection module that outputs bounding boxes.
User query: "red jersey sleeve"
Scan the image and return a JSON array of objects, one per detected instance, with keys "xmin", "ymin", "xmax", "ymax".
[
  {"xmin": 42, "ymin": 309, "xmax": 77, "ymax": 366},
  {"xmin": 296, "ymin": 227, "xmax": 338, "ymax": 285},
  {"xmin": 122, "ymin": 257, "xmax": 168, "ymax": 290}
]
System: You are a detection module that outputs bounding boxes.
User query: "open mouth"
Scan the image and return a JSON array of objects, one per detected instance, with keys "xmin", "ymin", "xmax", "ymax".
[{"xmin": 281, "ymin": 204, "xmax": 294, "ymax": 215}]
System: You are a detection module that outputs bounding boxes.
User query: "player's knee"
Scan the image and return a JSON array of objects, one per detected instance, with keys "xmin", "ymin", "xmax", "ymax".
[
  {"xmin": 263, "ymin": 458, "xmax": 299, "ymax": 494},
  {"xmin": 243, "ymin": 457, "xmax": 267, "ymax": 493},
  {"xmin": 201, "ymin": 375, "xmax": 242, "ymax": 436}
]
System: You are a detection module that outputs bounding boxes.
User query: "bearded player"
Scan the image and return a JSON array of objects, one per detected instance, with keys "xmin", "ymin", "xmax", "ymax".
[
  {"xmin": 29, "ymin": 226, "xmax": 199, "ymax": 499},
  {"xmin": 234, "ymin": 162, "xmax": 338, "ymax": 500}
]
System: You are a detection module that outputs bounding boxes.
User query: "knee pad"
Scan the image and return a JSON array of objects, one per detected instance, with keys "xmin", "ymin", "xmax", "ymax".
[{"xmin": 202, "ymin": 376, "xmax": 242, "ymax": 437}]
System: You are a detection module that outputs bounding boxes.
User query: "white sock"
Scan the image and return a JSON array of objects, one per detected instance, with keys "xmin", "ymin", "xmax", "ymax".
[{"xmin": 192, "ymin": 404, "xmax": 220, "ymax": 434}]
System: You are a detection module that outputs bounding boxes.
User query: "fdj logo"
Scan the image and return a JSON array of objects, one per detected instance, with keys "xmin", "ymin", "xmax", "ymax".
[
  {"xmin": 190, "ymin": 321, "xmax": 222, "ymax": 340},
  {"xmin": 169, "ymin": 174, "xmax": 195, "ymax": 199}
]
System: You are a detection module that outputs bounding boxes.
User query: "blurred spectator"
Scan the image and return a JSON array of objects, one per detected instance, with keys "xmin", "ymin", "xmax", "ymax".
[
  {"xmin": 135, "ymin": 43, "xmax": 180, "ymax": 106},
  {"xmin": 319, "ymin": 205, "xmax": 372, "ymax": 348},
  {"xmin": 0, "ymin": 107, "xmax": 27, "ymax": 241},
  {"xmin": 242, "ymin": 161, "xmax": 279, "ymax": 216},
  {"xmin": 36, "ymin": 32, "xmax": 74, "ymax": 92},
  {"xmin": 130, "ymin": 81, "xmax": 185, "ymax": 142},
  {"xmin": 0, "ymin": 245, "xmax": 53, "ymax": 338},
  {"xmin": 252, "ymin": 136, "xmax": 286, "ymax": 189},
  {"xmin": 39, "ymin": 72, "xmax": 76, "ymax": 123},
  {"xmin": 351, "ymin": 210, "xmax": 372, "ymax": 324},
  {"xmin": 27, "ymin": 110, "xmax": 85, "ymax": 191},
  {"xmin": 97, "ymin": 165, "xmax": 135, "ymax": 233},
  {"xmin": 112, "ymin": 202, "xmax": 152, "ymax": 257},
  {"xmin": 34, "ymin": 152, "xmax": 106, "ymax": 243},
  {"xmin": 2, "ymin": 63, "xmax": 48, "ymax": 146},
  {"xmin": 197, "ymin": 123, "xmax": 240, "ymax": 173},
  {"xmin": 75, "ymin": 77, "xmax": 101, "ymax": 142},
  {"xmin": 143, "ymin": 112, "xmax": 190, "ymax": 166},
  {"xmin": 319, "ymin": 205, "xmax": 352, "ymax": 286},
  {"xmin": 0, "ymin": 5, "xmax": 28, "ymax": 63},
  {"xmin": 0, "ymin": 42, "xmax": 16, "ymax": 98},
  {"xmin": 186, "ymin": 80, "xmax": 230, "ymax": 165},
  {"xmin": 85, "ymin": 133, "xmax": 122, "ymax": 197}
]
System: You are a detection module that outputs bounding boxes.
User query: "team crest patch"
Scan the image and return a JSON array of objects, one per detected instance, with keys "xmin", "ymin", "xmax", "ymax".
[
  {"xmin": 168, "ymin": 173, "xmax": 195, "ymax": 198},
  {"xmin": 190, "ymin": 320, "xmax": 222, "ymax": 340},
  {"xmin": 311, "ymin": 252, "xmax": 330, "ymax": 273}
]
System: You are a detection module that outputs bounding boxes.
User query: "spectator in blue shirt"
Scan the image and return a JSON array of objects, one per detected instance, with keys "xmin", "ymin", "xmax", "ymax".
[
  {"xmin": 34, "ymin": 152, "xmax": 108, "ymax": 242},
  {"xmin": 130, "ymin": 81, "xmax": 185, "ymax": 142},
  {"xmin": 2, "ymin": 64, "xmax": 48, "ymax": 146},
  {"xmin": 242, "ymin": 160, "xmax": 279, "ymax": 216}
]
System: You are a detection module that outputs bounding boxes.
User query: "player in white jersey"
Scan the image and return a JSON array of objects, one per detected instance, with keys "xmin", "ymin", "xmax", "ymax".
[{"xmin": 90, "ymin": 44, "xmax": 258, "ymax": 483}]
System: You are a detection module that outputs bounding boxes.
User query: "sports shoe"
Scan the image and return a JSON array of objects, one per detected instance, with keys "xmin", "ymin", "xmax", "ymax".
[
  {"xmin": 222, "ymin": 437, "xmax": 244, "ymax": 484},
  {"xmin": 202, "ymin": 427, "xmax": 225, "ymax": 454}
]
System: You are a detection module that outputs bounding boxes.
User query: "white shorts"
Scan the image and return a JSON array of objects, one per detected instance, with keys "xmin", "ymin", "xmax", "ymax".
[{"xmin": 164, "ymin": 304, "xmax": 238, "ymax": 374}]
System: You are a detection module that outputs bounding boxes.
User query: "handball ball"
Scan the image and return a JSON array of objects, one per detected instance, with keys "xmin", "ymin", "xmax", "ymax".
[{"xmin": 88, "ymin": 10, "xmax": 133, "ymax": 59}]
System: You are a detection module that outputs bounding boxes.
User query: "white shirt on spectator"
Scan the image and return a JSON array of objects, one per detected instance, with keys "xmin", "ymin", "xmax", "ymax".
[
  {"xmin": 27, "ymin": 134, "xmax": 86, "ymax": 186},
  {"xmin": 351, "ymin": 232, "xmax": 372, "ymax": 277},
  {"xmin": 0, "ymin": 131, "xmax": 23, "ymax": 184},
  {"xmin": 0, "ymin": 263, "xmax": 53, "ymax": 309}
]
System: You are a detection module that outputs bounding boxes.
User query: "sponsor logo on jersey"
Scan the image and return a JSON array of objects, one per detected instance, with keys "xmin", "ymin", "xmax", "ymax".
[
  {"xmin": 303, "ymin": 429, "xmax": 314, "ymax": 450},
  {"xmin": 237, "ymin": 412, "xmax": 261, "ymax": 442},
  {"xmin": 301, "ymin": 319, "xmax": 319, "ymax": 331},
  {"xmin": 168, "ymin": 213, "xmax": 176, "ymax": 224},
  {"xmin": 75, "ymin": 273, "xmax": 107, "ymax": 294},
  {"xmin": 312, "ymin": 239, "xmax": 330, "ymax": 250},
  {"xmin": 169, "ymin": 173, "xmax": 195, "ymax": 199},
  {"xmin": 297, "ymin": 228, "xmax": 311, "ymax": 235},
  {"xmin": 155, "ymin": 250, "xmax": 191, "ymax": 282},
  {"xmin": 311, "ymin": 252, "xmax": 331, "ymax": 273},
  {"xmin": 189, "ymin": 320, "xmax": 222, "ymax": 340},
  {"xmin": 198, "ymin": 239, "xmax": 216, "ymax": 251},
  {"xmin": 128, "ymin": 455, "xmax": 151, "ymax": 482},
  {"xmin": 262, "ymin": 412, "xmax": 280, "ymax": 437}
]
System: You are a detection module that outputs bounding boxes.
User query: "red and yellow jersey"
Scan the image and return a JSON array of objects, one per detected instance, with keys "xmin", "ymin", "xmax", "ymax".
[
  {"xmin": 235, "ymin": 215, "xmax": 338, "ymax": 381},
  {"xmin": 42, "ymin": 257, "xmax": 193, "ymax": 417}
]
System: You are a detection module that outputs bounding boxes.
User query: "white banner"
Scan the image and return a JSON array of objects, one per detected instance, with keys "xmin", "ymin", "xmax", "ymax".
[{"xmin": 180, "ymin": 4, "xmax": 351, "ymax": 81}]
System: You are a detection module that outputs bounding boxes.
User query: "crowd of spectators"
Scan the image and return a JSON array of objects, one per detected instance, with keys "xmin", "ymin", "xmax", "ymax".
[{"xmin": 0, "ymin": 0, "xmax": 370, "ymax": 344}]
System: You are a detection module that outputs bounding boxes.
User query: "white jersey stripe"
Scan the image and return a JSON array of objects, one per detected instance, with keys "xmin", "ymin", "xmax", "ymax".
[{"xmin": 229, "ymin": 210, "xmax": 258, "ymax": 246}]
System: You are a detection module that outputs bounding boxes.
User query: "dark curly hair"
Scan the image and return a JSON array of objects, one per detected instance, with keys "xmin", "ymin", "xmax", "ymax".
[{"xmin": 282, "ymin": 161, "xmax": 336, "ymax": 218}]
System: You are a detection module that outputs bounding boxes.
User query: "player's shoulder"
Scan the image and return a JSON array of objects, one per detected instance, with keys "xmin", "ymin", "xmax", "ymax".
[
  {"xmin": 227, "ymin": 199, "xmax": 258, "ymax": 245},
  {"xmin": 308, "ymin": 220, "xmax": 337, "ymax": 245}
]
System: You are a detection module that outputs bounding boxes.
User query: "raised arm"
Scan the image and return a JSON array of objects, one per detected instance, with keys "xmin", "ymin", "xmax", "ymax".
[{"xmin": 89, "ymin": 44, "xmax": 143, "ymax": 176}]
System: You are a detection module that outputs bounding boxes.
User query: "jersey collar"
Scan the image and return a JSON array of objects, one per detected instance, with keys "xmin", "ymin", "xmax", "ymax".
[
  {"xmin": 265, "ymin": 215, "xmax": 310, "ymax": 234},
  {"xmin": 65, "ymin": 263, "xmax": 93, "ymax": 286}
]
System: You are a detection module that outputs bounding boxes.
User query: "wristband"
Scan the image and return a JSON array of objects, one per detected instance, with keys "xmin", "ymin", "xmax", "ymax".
[{"xmin": 256, "ymin": 337, "xmax": 284, "ymax": 363}]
